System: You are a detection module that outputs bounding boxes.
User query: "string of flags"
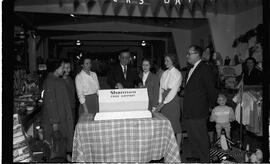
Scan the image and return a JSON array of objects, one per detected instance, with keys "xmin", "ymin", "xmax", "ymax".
[{"xmin": 65, "ymin": 0, "xmax": 219, "ymax": 17}]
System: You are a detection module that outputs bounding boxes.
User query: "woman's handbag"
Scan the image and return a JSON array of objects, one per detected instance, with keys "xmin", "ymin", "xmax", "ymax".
[{"xmin": 50, "ymin": 130, "xmax": 67, "ymax": 161}]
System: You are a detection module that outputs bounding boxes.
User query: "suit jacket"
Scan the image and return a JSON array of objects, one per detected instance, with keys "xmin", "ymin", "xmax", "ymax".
[
  {"xmin": 107, "ymin": 64, "xmax": 141, "ymax": 88},
  {"xmin": 142, "ymin": 72, "xmax": 159, "ymax": 110},
  {"xmin": 183, "ymin": 61, "xmax": 218, "ymax": 119},
  {"xmin": 243, "ymin": 68, "xmax": 262, "ymax": 85}
]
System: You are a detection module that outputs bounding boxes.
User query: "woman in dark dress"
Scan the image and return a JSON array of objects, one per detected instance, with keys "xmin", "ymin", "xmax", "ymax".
[
  {"xmin": 154, "ymin": 54, "xmax": 182, "ymax": 149},
  {"xmin": 75, "ymin": 56, "xmax": 100, "ymax": 116},
  {"xmin": 140, "ymin": 58, "xmax": 159, "ymax": 111},
  {"xmin": 62, "ymin": 60, "xmax": 76, "ymax": 124},
  {"xmin": 42, "ymin": 59, "xmax": 74, "ymax": 160}
]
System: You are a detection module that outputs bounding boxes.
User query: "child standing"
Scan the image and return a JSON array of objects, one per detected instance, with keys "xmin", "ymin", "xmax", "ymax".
[{"xmin": 210, "ymin": 94, "xmax": 235, "ymax": 139}]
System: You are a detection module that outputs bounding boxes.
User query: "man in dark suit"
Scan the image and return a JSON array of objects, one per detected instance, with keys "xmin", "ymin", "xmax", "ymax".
[
  {"xmin": 107, "ymin": 50, "xmax": 141, "ymax": 89},
  {"xmin": 183, "ymin": 45, "xmax": 218, "ymax": 162}
]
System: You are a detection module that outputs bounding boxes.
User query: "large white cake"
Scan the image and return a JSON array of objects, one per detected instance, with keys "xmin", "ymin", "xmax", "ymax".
[{"xmin": 95, "ymin": 88, "xmax": 152, "ymax": 120}]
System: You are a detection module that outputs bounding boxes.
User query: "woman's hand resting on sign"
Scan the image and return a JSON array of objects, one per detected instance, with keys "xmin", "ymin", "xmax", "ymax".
[{"xmin": 152, "ymin": 103, "xmax": 164, "ymax": 112}]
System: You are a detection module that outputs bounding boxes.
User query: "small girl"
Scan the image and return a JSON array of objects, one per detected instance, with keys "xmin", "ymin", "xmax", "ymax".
[{"xmin": 210, "ymin": 94, "xmax": 235, "ymax": 139}]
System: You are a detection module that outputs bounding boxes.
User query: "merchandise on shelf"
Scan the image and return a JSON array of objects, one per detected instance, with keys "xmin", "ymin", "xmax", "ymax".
[
  {"xmin": 13, "ymin": 114, "xmax": 33, "ymax": 162},
  {"xmin": 14, "ymin": 70, "xmax": 42, "ymax": 114}
]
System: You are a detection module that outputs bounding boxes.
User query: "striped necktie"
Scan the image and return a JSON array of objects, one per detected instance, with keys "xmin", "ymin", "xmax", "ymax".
[{"xmin": 123, "ymin": 66, "xmax": 127, "ymax": 79}]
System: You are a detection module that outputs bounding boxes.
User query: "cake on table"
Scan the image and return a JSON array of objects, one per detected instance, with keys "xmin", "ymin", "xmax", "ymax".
[{"xmin": 94, "ymin": 88, "xmax": 152, "ymax": 120}]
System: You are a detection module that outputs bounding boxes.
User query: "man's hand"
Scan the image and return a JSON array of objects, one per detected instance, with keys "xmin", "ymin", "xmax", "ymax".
[
  {"xmin": 138, "ymin": 82, "xmax": 143, "ymax": 88},
  {"xmin": 115, "ymin": 83, "xmax": 124, "ymax": 89},
  {"xmin": 83, "ymin": 103, "xmax": 89, "ymax": 114},
  {"xmin": 153, "ymin": 103, "xmax": 164, "ymax": 112}
]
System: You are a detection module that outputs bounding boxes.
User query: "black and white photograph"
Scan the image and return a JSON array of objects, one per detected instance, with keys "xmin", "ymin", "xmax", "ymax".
[{"xmin": 2, "ymin": 0, "xmax": 270, "ymax": 163}]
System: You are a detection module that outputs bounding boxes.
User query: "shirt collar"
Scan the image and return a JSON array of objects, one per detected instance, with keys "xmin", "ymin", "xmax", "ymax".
[
  {"xmin": 82, "ymin": 69, "xmax": 91, "ymax": 76},
  {"xmin": 168, "ymin": 66, "xmax": 176, "ymax": 72},
  {"xmin": 120, "ymin": 64, "xmax": 127, "ymax": 69},
  {"xmin": 192, "ymin": 59, "xmax": 201, "ymax": 69},
  {"xmin": 143, "ymin": 71, "xmax": 150, "ymax": 76}
]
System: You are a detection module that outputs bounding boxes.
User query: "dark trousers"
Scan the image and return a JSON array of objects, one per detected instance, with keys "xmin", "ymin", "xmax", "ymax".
[{"xmin": 185, "ymin": 118, "xmax": 210, "ymax": 162}]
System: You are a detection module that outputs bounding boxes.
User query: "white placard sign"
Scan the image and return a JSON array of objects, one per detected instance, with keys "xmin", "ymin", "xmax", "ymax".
[{"xmin": 98, "ymin": 88, "xmax": 149, "ymax": 112}]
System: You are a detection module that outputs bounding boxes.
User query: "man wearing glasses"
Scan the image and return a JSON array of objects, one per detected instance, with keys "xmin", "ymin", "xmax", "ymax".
[
  {"xmin": 183, "ymin": 45, "xmax": 218, "ymax": 162},
  {"xmin": 107, "ymin": 49, "xmax": 141, "ymax": 89}
]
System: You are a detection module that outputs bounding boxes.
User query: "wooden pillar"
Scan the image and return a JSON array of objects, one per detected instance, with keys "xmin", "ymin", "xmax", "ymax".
[{"xmin": 27, "ymin": 31, "xmax": 36, "ymax": 72}]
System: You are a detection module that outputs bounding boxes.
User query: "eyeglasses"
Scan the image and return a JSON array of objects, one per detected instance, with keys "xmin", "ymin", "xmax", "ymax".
[
  {"xmin": 120, "ymin": 56, "xmax": 130, "ymax": 60},
  {"xmin": 186, "ymin": 52, "xmax": 198, "ymax": 56}
]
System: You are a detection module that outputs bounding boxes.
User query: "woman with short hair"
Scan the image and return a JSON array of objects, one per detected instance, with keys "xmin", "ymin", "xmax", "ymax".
[
  {"xmin": 75, "ymin": 55, "xmax": 100, "ymax": 116},
  {"xmin": 42, "ymin": 59, "xmax": 74, "ymax": 160},
  {"xmin": 62, "ymin": 59, "xmax": 76, "ymax": 124},
  {"xmin": 155, "ymin": 53, "xmax": 182, "ymax": 149},
  {"xmin": 140, "ymin": 58, "xmax": 159, "ymax": 111}
]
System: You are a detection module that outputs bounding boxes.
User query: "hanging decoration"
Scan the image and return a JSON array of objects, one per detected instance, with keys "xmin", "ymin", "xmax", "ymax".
[
  {"xmin": 64, "ymin": 0, "xmax": 257, "ymax": 18},
  {"xmin": 200, "ymin": 0, "xmax": 209, "ymax": 15},
  {"xmin": 194, "ymin": 0, "xmax": 205, "ymax": 16},
  {"xmin": 195, "ymin": 0, "xmax": 208, "ymax": 16},
  {"xmin": 174, "ymin": 1, "xmax": 185, "ymax": 17},
  {"xmin": 197, "ymin": 0, "xmax": 204, "ymax": 8},
  {"xmin": 163, "ymin": 0, "xmax": 175, "ymax": 17},
  {"xmin": 186, "ymin": 0, "xmax": 196, "ymax": 17},
  {"xmin": 138, "ymin": 0, "xmax": 149, "ymax": 17},
  {"xmin": 98, "ymin": 0, "xmax": 111, "ymax": 15},
  {"xmin": 125, "ymin": 0, "xmax": 136, "ymax": 16},
  {"xmin": 149, "ymin": 0, "xmax": 161, "ymax": 17},
  {"xmin": 112, "ymin": 0, "xmax": 124, "ymax": 15},
  {"xmin": 87, "ymin": 0, "xmax": 96, "ymax": 11}
]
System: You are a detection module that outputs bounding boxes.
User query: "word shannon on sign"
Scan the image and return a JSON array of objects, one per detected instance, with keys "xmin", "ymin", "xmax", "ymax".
[
  {"xmin": 98, "ymin": 88, "xmax": 149, "ymax": 112},
  {"xmin": 110, "ymin": 90, "xmax": 136, "ymax": 98},
  {"xmin": 113, "ymin": 0, "xmax": 182, "ymax": 5}
]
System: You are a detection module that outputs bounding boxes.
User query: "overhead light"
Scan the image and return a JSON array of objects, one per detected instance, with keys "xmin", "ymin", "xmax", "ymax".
[
  {"xmin": 41, "ymin": 90, "xmax": 44, "ymax": 99},
  {"xmin": 141, "ymin": 40, "xmax": 146, "ymax": 46},
  {"xmin": 70, "ymin": 13, "xmax": 75, "ymax": 17},
  {"xmin": 76, "ymin": 40, "xmax": 81, "ymax": 46},
  {"xmin": 31, "ymin": 31, "xmax": 37, "ymax": 39}
]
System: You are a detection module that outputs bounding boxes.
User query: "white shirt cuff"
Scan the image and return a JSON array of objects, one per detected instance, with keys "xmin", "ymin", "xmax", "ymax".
[{"xmin": 79, "ymin": 97, "xmax": 85, "ymax": 104}]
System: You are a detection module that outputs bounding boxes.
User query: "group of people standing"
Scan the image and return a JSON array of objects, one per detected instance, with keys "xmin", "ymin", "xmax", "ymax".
[{"xmin": 41, "ymin": 45, "xmax": 218, "ymax": 162}]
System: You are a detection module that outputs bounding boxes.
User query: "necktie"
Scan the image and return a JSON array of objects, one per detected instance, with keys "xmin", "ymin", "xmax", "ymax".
[{"xmin": 123, "ymin": 66, "xmax": 127, "ymax": 79}]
